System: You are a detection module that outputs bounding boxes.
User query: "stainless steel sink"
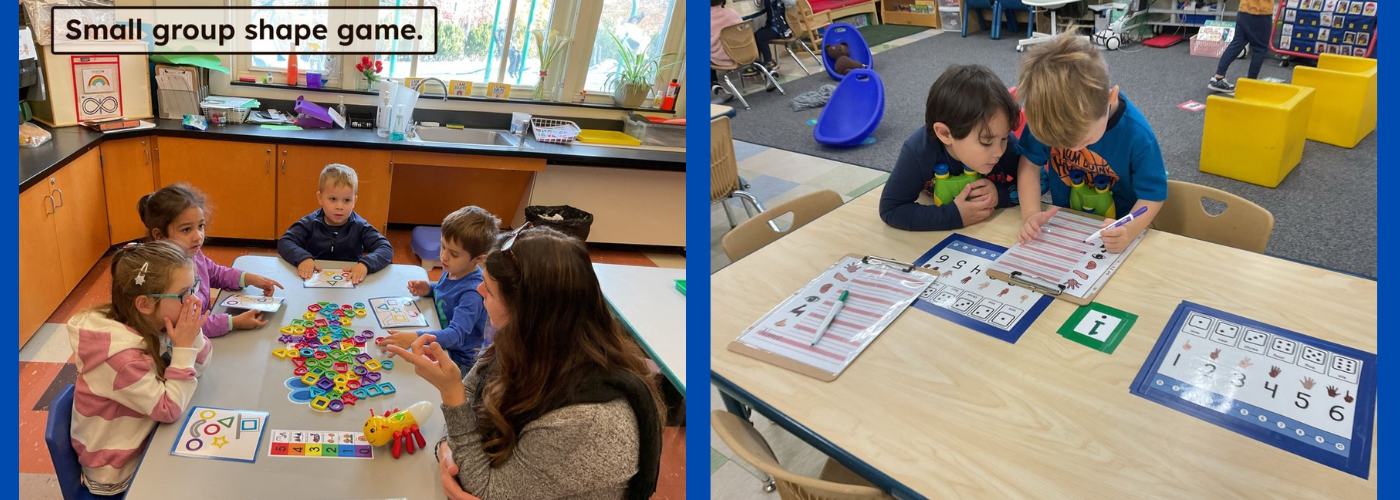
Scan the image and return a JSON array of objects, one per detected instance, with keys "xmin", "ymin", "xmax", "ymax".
[{"xmin": 408, "ymin": 127, "xmax": 530, "ymax": 149}]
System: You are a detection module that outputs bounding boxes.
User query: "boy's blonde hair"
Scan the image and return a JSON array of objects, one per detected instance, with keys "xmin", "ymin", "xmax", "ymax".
[
  {"xmin": 1018, "ymin": 35, "xmax": 1113, "ymax": 149},
  {"xmin": 319, "ymin": 164, "xmax": 359, "ymax": 193},
  {"xmin": 441, "ymin": 206, "xmax": 501, "ymax": 258}
]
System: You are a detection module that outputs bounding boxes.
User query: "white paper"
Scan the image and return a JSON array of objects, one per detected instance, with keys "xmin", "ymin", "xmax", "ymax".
[{"xmin": 19, "ymin": 27, "xmax": 37, "ymax": 61}]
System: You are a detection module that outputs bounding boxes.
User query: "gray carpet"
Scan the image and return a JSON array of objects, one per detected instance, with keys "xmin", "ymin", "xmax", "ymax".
[{"xmin": 731, "ymin": 33, "xmax": 1377, "ymax": 278}]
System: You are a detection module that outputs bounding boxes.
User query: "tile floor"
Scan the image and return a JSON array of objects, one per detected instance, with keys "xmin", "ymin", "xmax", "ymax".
[
  {"xmin": 19, "ymin": 228, "xmax": 687, "ymax": 499},
  {"xmin": 709, "ymin": 27, "xmax": 941, "ymax": 497}
]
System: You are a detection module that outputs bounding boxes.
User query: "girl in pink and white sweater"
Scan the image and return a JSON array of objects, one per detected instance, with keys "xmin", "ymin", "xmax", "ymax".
[
  {"xmin": 68, "ymin": 241, "xmax": 213, "ymax": 495},
  {"xmin": 138, "ymin": 184, "xmax": 283, "ymax": 338}
]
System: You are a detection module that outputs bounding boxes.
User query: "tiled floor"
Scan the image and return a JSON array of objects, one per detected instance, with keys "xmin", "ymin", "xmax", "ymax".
[
  {"xmin": 19, "ymin": 228, "xmax": 687, "ymax": 499},
  {"xmin": 710, "ymin": 27, "xmax": 940, "ymax": 497}
]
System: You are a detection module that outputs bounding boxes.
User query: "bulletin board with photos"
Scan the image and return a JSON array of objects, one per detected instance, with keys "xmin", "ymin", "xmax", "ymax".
[{"xmin": 1271, "ymin": 0, "xmax": 1377, "ymax": 59}]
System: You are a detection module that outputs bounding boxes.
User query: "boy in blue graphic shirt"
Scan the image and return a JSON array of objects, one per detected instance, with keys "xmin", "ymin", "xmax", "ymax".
[
  {"xmin": 1014, "ymin": 35, "xmax": 1168, "ymax": 253},
  {"xmin": 377, "ymin": 206, "xmax": 499, "ymax": 370}
]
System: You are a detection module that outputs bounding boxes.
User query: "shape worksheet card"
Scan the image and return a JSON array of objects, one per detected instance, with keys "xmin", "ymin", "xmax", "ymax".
[
  {"xmin": 1131, "ymin": 302, "xmax": 1376, "ymax": 478},
  {"xmin": 912, "ymin": 234, "xmax": 1053, "ymax": 343},
  {"xmin": 171, "ymin": 407, "xmax": 269, "ymax": 463},
  {"xmin": 734, "ymin": 256, "xmax": 934, "ymax": 378},
  {"xmin": 304, "ymin": 269, "xmax": 355, "ymax": 288},
  {"xmin": 989, "ymin": 210, "xmax": 1144, "ymax": 299},
  {"xmin": 267, "ymin": 429, "xmax": 375, "ymax": 459},
  {"xmin": 369, "ymin": 297, "xmax": 430, "ymax": 329},
  {"xmin": 218, "ymin": 294, "xmax": 285, "ymax": 313}
]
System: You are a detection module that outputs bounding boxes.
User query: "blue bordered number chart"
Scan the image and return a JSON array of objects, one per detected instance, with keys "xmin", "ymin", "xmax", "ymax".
[
  {"xmin": 1130, "ymin": 301, "xmax": 1376, "ymax": 478},
  {"xmin": 911, "ymin": 234, "xmax": 1054, "ymax": 343},
  {"xmin": 171, "ymin": 406, "xmax": 270, "ymax": 463}
]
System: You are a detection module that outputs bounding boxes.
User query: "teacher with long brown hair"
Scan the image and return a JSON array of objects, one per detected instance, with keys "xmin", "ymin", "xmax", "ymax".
[{"xmin": 386, "ymin": 225, "xmax": 665, "ymax": 500}]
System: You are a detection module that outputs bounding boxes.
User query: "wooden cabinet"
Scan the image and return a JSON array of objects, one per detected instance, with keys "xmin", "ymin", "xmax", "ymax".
[
  {"xmin": 276, "ymin": 145, "xmax": 393, "ymax": 232},
  {"xmin": 157, "ymin": 138, "xmax": 277, "ymax": 239},
  {"xmin": 388, "ymin": 151, "xmax": 543, "ymax": 226},
  {"xmin": 101, "ymin": 136, "xmax": 158, "ymax": 244},
  {"xmin": 18, "ymin": 149, "xmax": 110, "ymax": 348},
  {"xmin": 18, "ymin": 181, "xmax": 67, "ymax": 348},
  {"xmin": 53, "ymin": 150, "xmax": 111, "ymax": 288}
]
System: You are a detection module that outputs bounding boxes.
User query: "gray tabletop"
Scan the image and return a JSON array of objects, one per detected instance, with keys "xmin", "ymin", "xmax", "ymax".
[
  {"xmin": 592, "ymin": 264, "xmax": 687, "ymax": 392},
  {"xmin": 128, "ymin": 256, "xmax": 449, "ymax": 500}
]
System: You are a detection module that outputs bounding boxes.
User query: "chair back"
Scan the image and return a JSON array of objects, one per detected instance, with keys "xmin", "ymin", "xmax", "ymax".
[
  {"xmin": 720, "ymin": 23, "xmax": 763, "ymax": 67},
  {"xmin": 712, "ymin": 410, "xmax": 891, "ymax": 500},
  {"xmin": 711, "ymin": 116, "xmax": 742, "ymax": 203},
  {"xmin": 46, "ymin": 384, "xmax": 111, "ymax": 500},
  {"xmin": 1151, "ymin": 180, "xmax": 1275, "ymax": 253},
  {"xmin": 723, "ymin": 190, "xmax": 844, "ymax": 261}
]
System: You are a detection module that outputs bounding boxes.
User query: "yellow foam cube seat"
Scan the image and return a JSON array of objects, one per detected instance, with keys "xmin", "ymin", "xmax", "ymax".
[
  {"xmin": 1291, "ymin": 53, "xmax": 1376, "ymax": 148},
  {"xmin": 1200, "ymin": 79, "xmax": 1314, "ymax": 188}
]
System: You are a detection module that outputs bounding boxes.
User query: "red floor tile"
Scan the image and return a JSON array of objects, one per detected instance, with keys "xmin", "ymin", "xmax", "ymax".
[
  {"xmin": 590, "ymin": 249, "xmax": 658, "ymax": 267},
  {"xmin": 46, "ymin": 255, "xmax": 113, "ymax": 325},
  {"xmin": 20, "ymin": 362, "xmax": 67, "ymax": 410},
  {"xmin": 653, "ymin": 426, "xmax": 687, "ymax": 500},
  {"xmin": 19, "ymin": 409, "xmax": 55, "ymax": 474}
]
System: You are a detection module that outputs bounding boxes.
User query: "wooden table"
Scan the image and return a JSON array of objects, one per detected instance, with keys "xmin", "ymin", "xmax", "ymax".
[
  {"xmin": 712, "ymin": 104, "xmax": 737, "ymax": 121},
  {"xmin": 711, "ymin": 190, "xmax": 1377, "ymax": 499},
  {"xmin": 594, "ymin": 264, "xmax": 688, "ymax": 392},
  {"xmin": 129, "ymin": 257, "xmax": 448, "ymax": 499}
]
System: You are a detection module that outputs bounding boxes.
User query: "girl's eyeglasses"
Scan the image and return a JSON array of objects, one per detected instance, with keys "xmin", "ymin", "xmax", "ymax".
[
  {"xmin": 501, "ymin": 222, "xmax": 533, "ymax": 268},
  {"xmin": 146, "ymin": 277, "xmax": 201, "ymax": 302}
]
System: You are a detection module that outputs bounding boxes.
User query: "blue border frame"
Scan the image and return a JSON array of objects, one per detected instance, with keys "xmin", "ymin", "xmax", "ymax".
[
  {"xmin": 909, "ymin": 234, "xmax": 1054, "ymax": 343},
  {"xmin": 1129, "ymin": 301, "xmax": 1377, "ymax": 478},
  {"xmin": 368, "ymin": 296, "xmax": 430, "ymax": 329},
  {"xmin": 169, "ymin": 406, "xmax": 271, "ymax": 464}
]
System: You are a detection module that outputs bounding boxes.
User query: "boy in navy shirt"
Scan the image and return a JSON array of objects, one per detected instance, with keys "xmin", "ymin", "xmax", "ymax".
[
  {"xmin": 278, "ymin": 164, "xmax": 394, "ymax": 283},
  {"xmin": 378, "ymin": 206, "xmax": 498, "ymax": 370}
]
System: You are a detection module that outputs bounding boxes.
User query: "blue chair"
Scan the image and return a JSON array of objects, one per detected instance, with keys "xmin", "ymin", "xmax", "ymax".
[
  {"xmin": 46, "ymin": 384, "xmax": 122, "ymax": 500},
  {"xmin": 963, "ymin": 0, "xmax": 999, "ymax": 39},
  {"xmin": 997, "ymin": 0, "xmax": 1036, "ymax": 39},
  {"xmin": 820, "ymin": 22, "xmax": 873, "ymax": 81},
  {"xmin": 814, "ymin": 69, "xmax": 885, "ymax": 147}
]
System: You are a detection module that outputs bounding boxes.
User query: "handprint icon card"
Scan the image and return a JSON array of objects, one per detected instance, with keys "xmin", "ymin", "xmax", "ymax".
[{"xmin": 912, "ymin": 234, "xmax": 1053, "ymax": 344}]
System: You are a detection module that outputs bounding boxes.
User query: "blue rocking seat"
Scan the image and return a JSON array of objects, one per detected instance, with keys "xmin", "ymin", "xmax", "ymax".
[
  {"xmin": 46, "ymin": 384, "xmax": 124, "ymax": 500},
  {"xmin": 814, "ymin": 69, "xmax": 885, "ymax": 147},
  {"xmin": 821, "ymin": 22, "xmax": 873, "ymax": 81}
]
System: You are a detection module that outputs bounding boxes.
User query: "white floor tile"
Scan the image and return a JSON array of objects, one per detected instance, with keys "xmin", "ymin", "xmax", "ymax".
[
  {"xmin": 18, "ymin": 474, "xmax": 64, "ymax": 500},
  {"xmin": 20, "ymin": 323, "xmax": 71, "ymax": 364}
]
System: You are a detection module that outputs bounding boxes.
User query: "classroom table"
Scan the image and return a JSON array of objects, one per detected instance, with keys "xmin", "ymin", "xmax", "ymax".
[
  {"xmin": 128, "ymin": 256, "xmax": 449, "ymax": 499},
  {"xmin": 594, "ymin": 263, "xmax": 688, "ymax": 392},
  {"xmin": 712, "ymin": 104, "xmax": 737, "ymax": 121},
  {"xmin": 710, "ymin": 189, "xmax": 1378, "ymax": 499}
]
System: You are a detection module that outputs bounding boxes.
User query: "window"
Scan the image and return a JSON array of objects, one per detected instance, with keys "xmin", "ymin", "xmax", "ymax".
[
  {"xmin": 582, "ymin": 0, "xmax": 678, "ymax": 93},
  {"xmin": 246, "ymin": 0, "xmax": 332, "ymax": 71}
]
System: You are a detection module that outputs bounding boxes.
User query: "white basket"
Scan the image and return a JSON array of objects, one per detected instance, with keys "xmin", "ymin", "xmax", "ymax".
[{"xmin": 531, "ymin": 118, "xmax": 580, "ymax": 144}]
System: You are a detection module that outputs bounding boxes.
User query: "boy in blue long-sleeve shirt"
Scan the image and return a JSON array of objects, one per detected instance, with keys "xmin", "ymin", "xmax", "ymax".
[
  {"xmin": 377, "ymin": 206, "xmax": 499, "ymax": 370},
  {"xmin": 278, "ymin": 164, "xmax": 394, "ymax": 284}
]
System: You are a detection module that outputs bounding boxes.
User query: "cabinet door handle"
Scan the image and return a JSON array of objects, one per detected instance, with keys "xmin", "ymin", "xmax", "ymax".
[
  {"xmin": 282, "ymin": 150, "xmax": 288, "ymax": 175},
  {"xmin": 266, "ymin": 149, "xmax": 272, "ymax": 174},
  {"xmin": 44, "ymin": 195, "xmax": 55, "ymax": 214},
  {"xmin": 52, "ymin": 188, "xmax": 64, "ymax": 208}
]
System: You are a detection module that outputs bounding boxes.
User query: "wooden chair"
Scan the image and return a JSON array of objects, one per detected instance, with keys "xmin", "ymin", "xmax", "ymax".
[
  {"xmin": 713, "ymin": 22, "xmax": 786, "ymax": 110},
  {"xmin": 1151, "ymin": 180, "xmax": 1275, "ymax": 253},
  {"xmin": 712, "ymin": 115, "xmax": 766, "ymax": 228},
  {"xmin": 767, "ymin": 0, "xmax": 827, "ymax": 76},
  {"xmin": 723, "ymin": 189, "xmax": 844, "ymax": 261},
  {"xmin": 712, "ymin": 410, "xmax": 893, "ymax": 499}
]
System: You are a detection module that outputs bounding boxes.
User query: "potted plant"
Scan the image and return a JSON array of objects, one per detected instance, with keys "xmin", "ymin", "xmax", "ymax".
[{"xmin": 602, "ymin": 31, "xmax": 676, "ymax": 108}]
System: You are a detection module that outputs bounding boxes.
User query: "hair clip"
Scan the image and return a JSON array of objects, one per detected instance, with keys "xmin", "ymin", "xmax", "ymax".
[{"xmin": 135, "ymin": 262, "xmax": 149, "ymax": 286}]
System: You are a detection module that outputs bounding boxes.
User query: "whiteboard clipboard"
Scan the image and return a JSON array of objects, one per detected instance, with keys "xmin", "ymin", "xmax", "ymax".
[{"xmin": 987, "ymin": 209, "xmax": 1145, "ymax": 305}]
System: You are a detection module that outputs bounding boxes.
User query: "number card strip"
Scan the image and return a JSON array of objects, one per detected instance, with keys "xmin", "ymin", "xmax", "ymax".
[
  {"xmin": 911, "ymin": 234, "xmax": 1055, "ymax": 343},
  {"xmin": 1130, "ymin": 301, "xmax": 1376, "ymax": 478}
]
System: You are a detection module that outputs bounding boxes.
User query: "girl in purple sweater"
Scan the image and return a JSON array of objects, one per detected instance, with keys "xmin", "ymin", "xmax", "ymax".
[{"xmin": 138, "ymin": 184, "xmax": 283, "ymax": 337}]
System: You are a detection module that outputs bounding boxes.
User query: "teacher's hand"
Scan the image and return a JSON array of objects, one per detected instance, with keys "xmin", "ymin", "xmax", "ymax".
[
  {"xmin": 439, "ymin": 452, "xmax": 480, "ymax": 500},
  {"xmin": 383, "ymin": 334, "xmax": 466, "ymax": 407}
]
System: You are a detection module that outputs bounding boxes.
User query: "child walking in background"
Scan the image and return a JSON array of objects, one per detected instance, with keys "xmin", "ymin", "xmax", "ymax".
[
  {"xmin": 279, "ymin": 164, "xmax": 394, "ymax": 284},
  {"xmin": 139, "ymin": 184, "xmax": 283, "ymax": 338},
  {"xmin": 1207, "ymin": 0, "xmax": 1275, "ymax": 94},
  {"xmin": 378, "ymin": 206, "xmax": 499, "ymax": 371},
  {"xmin": 67, "ymin": 241, "xmax": 213, "ymax": 495}
]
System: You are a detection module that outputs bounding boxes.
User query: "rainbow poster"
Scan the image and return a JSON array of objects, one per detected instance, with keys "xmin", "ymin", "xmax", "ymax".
[{"xmin": 82, "ymin": 68, "xmax": 114, "ymax": 94}]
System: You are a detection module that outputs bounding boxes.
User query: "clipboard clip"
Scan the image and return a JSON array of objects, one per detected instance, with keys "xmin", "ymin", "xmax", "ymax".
[
  {"xmin": 861, "ymin": 255, "xmax": 917, "ymax": 273},
  {"xmin": 1008, "ymin": 271, "xmax": 1066, "ymax": 296}
]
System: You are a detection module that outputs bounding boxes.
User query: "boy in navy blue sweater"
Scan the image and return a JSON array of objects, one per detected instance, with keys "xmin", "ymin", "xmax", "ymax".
[
  {"xmin": 377, "ymin": 206, "xmax": 498, "ymax": 370},
  {"xmin": 878, "ymin": 65, "xmax": 1022, "ymax": 231},
  {"xmin": 278, "ymin": 164, "xmax": 394, "ymax": 284}
]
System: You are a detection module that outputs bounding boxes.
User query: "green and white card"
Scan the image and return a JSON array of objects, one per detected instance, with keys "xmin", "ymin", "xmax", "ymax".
[{"xmin": 1057, "ymin": 302, "xmax": 1137, "ymax": 354}]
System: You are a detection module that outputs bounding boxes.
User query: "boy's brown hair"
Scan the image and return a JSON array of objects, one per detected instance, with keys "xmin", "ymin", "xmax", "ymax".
[
  {"xmin": 1017, "ymin": 35, "xmax": 1113, "ymax": 149},
  {"xmin": 441, "ymin": 206, "xmax": 501, "ymax": 258},
  {"xmin": 319, "ymin": 164, "xmax": 359, "ymax": 193}
]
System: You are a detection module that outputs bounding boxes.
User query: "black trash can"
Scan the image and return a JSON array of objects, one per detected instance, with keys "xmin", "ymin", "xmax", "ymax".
[{"xmin": 525, "ymin": 205, "xmax": 594, "ymax": 242}]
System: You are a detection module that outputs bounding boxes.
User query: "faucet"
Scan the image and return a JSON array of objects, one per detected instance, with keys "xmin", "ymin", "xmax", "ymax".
[{"xmin": 413, "ymin": 78, "xmax": 449, "ymax": 101}]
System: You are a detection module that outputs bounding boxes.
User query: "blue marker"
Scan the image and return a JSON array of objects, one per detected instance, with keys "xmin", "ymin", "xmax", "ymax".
[{"xmin": 1085, "ymin": 206, "xmax": 1149, "ymax": 243}]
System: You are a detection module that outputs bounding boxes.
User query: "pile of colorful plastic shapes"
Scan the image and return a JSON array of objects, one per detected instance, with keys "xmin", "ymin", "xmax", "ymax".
[{"xmin": 271, "ymin": 302, "xmax": 396, "ymax": 413}]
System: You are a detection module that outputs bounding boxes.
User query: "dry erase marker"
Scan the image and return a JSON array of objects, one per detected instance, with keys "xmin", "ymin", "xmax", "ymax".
[
  {"xmin": 810, "ymin": 289, "xmax": 849, "ymax": 346},
  {"xmin": 1085, "ymin": 206, "xmax": 1149, "ymax": 243}
]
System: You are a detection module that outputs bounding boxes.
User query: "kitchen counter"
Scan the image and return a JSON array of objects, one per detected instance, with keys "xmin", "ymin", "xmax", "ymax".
[{"xmin": 19, "ymin": 119, "xmax": 686, "ymax": 192}]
